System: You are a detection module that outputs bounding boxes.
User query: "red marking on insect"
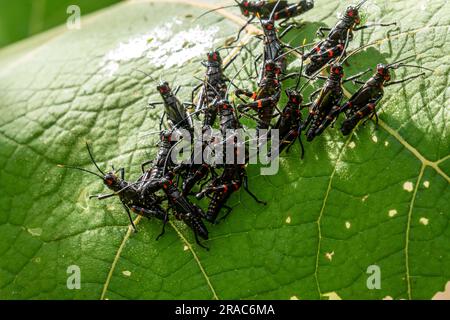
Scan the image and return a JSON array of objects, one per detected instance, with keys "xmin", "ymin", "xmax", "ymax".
[
  {"xmin": 328, "ymin": 50, "xmax": 334, "ymax": 58},
  {"xmin": 348, "ymin": 10, "xmax": 354, "ymax": 17},
  {"xmin": 223, "ymin": 185, "xmax": 228, "ymax": 193},
  {"xmin": 159, "ymin": 86, "xmax": 169, "ymax": 94}
]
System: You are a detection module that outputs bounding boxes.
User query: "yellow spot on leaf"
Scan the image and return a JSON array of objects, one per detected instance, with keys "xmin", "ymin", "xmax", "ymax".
[
  {"xmin": 290, "ymin": 296, "xmax": 299, "ymax": 300},
  {"xmin": 432, "ymin": 281, "xmax": 450, "ymax": 300},
  {"xmin": 286, "ymin": 216, "xmax": 291, "ymax": 224},
  {"xmin": 388, "ymin": 209, "xmax": 398, "ymax": 217},
  {"xmin": 325, "ymin": 251, "xmax": 334, "ymax": 261},
  {"xmin": 345, "ymin": 221, "xmax": 351, "ymax": 229},
  {"xmin": 403, "ymin": 181, "xmax": 414, "ymax": 192},
  {"xmin": 372, "ymin": 135, "xmax": 378, "ymax": 143},
  {"xmin": 348, "ymin": 141, "xmax": 356, "ymax": 149},
  {"xmin": 423, "ymin": 181, "xmax": 430, "ymax": 188},
  {"xmin": 183, "ymin": 245, "xmax": 189, "ymax": 251},
  {"xmin": 122, "ymin": 270, "xmax": 131, "ymax": 277},
  {"xmin": 419, "ymin": 217, "xmax": 429, "ymax": 225},
  {"xmin": 323, "ymin": 292, "xmax": 342, "ymax": 300},
  {"xmin": 27, "ymin": 228, "xmax": 42, "ymax": 237}
]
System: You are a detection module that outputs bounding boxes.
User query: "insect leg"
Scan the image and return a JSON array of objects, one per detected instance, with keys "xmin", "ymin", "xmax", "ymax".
[
  {"xmin": 279, "ymin": 24, "xmax": 296, "ymax": 39},
  {"xmin": 191, "ymin": 83, "xmax": 203, "ymax": 103},
  {"xmin": 148, "ymin": 101, "xmax": 164, "ymax": 109},
  {"xmin": 316, "ymin": 26, "xmax": 331, "ymax": 37},
  {"xmin": 297, "ymin": 131, "xmax": 305, "ymax": 159},
  {"xmin": 156, "ymin": 213, "xmax": 169, "ymax": 241},
  {"xmin": 141, "ymin": 160, "xmax": 153, "ymax": 173},
  {"xmin": 123, "ymin": 204, "xmax": 137, "ymax": 232},
  {"xmin": 243, "ymin": 176, "xmax": 267, "ymax": 205},
  {"xmin": 195, "ymin": 233, "xmax": 209, "ymax": 250},
  {"xmin": 309, "ymin": 88, "xmax": 321, "ymax": 102},
  {"xmin": 159, "ymin": 112, "xmax": 166, "ymax": 130},
  {"xmin": 218, "ymin": 204, "xmax": 233, "ymax": 222},
  {"xmin": 116, "ymin": 167, "xmax": 125, "ymax": 180}
]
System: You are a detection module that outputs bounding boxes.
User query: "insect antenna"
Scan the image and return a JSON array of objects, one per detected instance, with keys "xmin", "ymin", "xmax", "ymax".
[
  {"xmin": 336, "ymin": 29, "xmax": 352, "ymax": 64},
  {"xmin": 86, "ymin": 142, "xmax": 106, "ymax": 175},
  {"xmin": 356, "ymin": 0, "xmax": 369, "ymax": 10},
  {"xmin": 226, "ymin": 60, "xmax": 249, "ymax": 97},
  {"xmin": 294, "ymin": 39, "xmax": 307, "ymax": 91},
  {"xmin": 299, "ymin": 59, "xmax": 330, "ymax": 93},
  {"xmin": 139, "ymin": 106, "xmax": 208, "ymax": 138},
  {"xmin": 57, "ymin": 164, "xmax": 104, "ymax": 179},
  {"xmin": 134, "ymin": 69, "xmax": 157, "ymax": 82},
  {"xmin": 340, "ymin": 41, "xmax": 379, "ymax": 65},
  {"xmin": 194, "ymin": 4, "xmax": 239, "ymax": 21},
  {"xmin": 193, "ymin": 75, "xmax": 222, "ymax": 97},
  {"xmin": 269, "ymin": 0, "xmax": 282, "ymax": 21},
  {"xmin": 391, "ymin": 64, "xmax": 433, "ymax": 72},
  {"xmin": 386, "ymin": 55, "xmax": 415, "ymax": 68}
]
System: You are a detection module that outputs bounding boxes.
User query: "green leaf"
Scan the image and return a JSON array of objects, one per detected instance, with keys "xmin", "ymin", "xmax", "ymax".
[
  {"xmin": 0, "ymin": 0, "xmax": 122, "ymax": 48},
  {"xmin": 0, "ymin": 0, "xmax": 448, "ymax": 300}
]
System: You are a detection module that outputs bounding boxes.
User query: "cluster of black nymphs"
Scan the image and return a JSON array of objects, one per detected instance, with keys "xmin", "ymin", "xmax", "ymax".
[{"xmin": 60, "ymin": 0, "xmax": 430, "ymax": 249}]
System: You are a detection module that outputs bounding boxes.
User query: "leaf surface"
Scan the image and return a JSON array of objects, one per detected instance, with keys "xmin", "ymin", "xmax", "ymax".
[{"xmin": 0, "ymin": 0, "xmax": 448, "ymax": 300}]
